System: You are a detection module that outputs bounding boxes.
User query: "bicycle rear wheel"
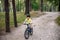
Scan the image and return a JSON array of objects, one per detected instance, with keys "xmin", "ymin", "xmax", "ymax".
[{"xmin": 30, "ymin": 28, "xmax": 33, "ymax": 35}]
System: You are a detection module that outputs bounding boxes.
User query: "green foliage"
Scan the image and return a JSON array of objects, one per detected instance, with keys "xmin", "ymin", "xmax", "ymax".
[
  {"xmin": 32, "ymin": 2, "xmax": 39, "ymax": 11},
  {"xmin": 47, "ymin": 0, "xmax": 59, "ymax": 6},
  {"xmin": 17, "ymin": 12, "xmax": 26, "ymax": 23},
  {"xmin": 16, "ymin": 1, "xmax": 21, "ymax": 11},
  {"xmin": 0, "ymin": 12, "xmax": 5, "ymax": 29},
  {"xmin": 55, "ymin": 16, "xmax": 60, "ymax": 26},
  {"xmin": 16, "ymin": 0, "xmax": 24, "ymax": 11},
  {"xmin": 31, "ymin": 0, "xmax": 39, "ymax": 11},
  {"xmin": 0, "ymin": 11, "xmax": 41, "ymax": 29},
  {"xmin": 16, "ymin": 2, "xmax": 20, "ymax": 11},
  {"xmin": 43, "ymin": 0, "xmax": 59, "ymax": 11},
  {"xmin": 0, "ymin": 12, "xmax": 26, "ymax": 29}
]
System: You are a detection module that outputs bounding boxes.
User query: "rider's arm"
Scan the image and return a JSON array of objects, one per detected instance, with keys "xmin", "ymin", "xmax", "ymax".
[
  {"xmin": 23, "ymin": 19, "xmax": 27, "ymax": 25},
  {"xmin": 30, "ymin": 19, "xmax": 33, "ymax": 28}
]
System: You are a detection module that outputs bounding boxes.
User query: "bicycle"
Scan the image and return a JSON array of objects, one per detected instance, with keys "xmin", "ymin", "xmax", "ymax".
[{"xmin": 24, "ymin": 24, "xmax": 33, "ymax": 39}]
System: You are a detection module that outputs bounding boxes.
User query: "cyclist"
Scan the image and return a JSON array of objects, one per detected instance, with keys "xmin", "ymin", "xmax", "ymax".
[{"xmin": 24, "ymin": 15, "xmax": 33, "ymax": 34}]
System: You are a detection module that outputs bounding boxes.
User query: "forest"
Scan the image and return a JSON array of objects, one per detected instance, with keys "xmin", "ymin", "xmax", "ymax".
[{"xmin": 0, "ymin": 0, "xmax": 60, "ymax": 32}]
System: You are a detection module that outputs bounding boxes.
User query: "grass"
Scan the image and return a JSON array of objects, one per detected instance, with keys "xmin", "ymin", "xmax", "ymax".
[
  {"xmin": 55, "ymin": 16, "xmax": 60, "ymax": 26},
  {"xmin": 0, "ymin": 12, "xmax": 26, "ymax": 30},
  {"xmin": 30, "ymin": 11, "xmax": 45, "ymax": 18},
  {"xmin": 10, "ymin": 12, "xmax": 26, "ymax": 26},
  {"xmin": 0, "ymin": 11, "xmax": 43, "ymax": 30},
  {"xmin": 0, "ymin": 12, "xmax": 5, "ymax": 30}
]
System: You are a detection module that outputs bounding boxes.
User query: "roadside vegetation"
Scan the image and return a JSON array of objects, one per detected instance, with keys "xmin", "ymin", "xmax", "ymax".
[{"xmin": 55, "ymin": 16, "xmax": 60, "ymax": 26}]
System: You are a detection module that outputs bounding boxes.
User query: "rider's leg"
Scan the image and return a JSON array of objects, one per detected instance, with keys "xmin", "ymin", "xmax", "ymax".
[
  {"xmin": 27, "ymin": 24, "xmax": 31, "ymax": 32},
  {"xmin": 30, "ymin": 27, "xmax": 33, "ymax": 32},
  {"xmin": 27, "ymin": 24, "xmax": 33, "ymax": 33}
]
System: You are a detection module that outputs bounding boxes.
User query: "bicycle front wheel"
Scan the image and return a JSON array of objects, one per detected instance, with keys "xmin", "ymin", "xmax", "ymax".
[{"xmin": 24, "ymin": 30, "xmax": 29, "ymax": 39}]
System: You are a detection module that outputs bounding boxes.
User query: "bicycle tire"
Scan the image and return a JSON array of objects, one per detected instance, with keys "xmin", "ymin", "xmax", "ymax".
[
  {"xmin": 30, "ymin": 28, "xmax": 33, "ymax": 35},
  {"xmin": 24, "ymin": 30, "xmax": 29, "ymax": 39}
]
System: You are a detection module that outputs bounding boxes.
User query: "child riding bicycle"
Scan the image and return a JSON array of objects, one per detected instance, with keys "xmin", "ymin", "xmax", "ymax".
[{"xmin": 24, "ymin": 15, "xmax": 33, "ymax": 34}]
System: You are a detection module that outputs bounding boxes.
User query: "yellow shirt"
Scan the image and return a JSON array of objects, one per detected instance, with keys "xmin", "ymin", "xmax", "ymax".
[{"xmin": 25, "ymin": 18, "xmax": 32, "ymax": 24}]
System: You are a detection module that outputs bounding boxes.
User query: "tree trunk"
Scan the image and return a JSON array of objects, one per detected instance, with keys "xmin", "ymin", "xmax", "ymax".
[
  {"xmin": 12, "ymin": 0, "xmax": 18, "ymax": 27},
  {"xmin": 25, "ymin": 0, "xmax": 30, "ymax": 16},
  {"xmin": 58, "ymin": 0, "xmax": 60, "ymax": 11},
  {"xmin": 4, "ymin": 0, "xmax": 10, "ymax": 32},
  {"xmin": 40, "ymin": 0, "xmax": 43, "ymax": 12},
  {"xmin": 29, "ymin": 0, "xmax": 32, "ymax": 11}
]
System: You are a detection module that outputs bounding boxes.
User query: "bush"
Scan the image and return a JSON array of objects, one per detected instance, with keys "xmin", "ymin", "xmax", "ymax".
[
  {"xmin": 55, "ymin": 16, "xmax": 60, "ymax": 26},
  {"xmin": 32, "ymin": 2, "xmax": 39, "ymax": 11}
]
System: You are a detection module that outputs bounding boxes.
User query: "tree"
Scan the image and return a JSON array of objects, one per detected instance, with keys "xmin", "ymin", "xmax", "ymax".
[
  {"xmin": 16, "ymin": 0, "xmax": 20, "ymax": 11},
  {"xmin": 25, "ymin": 0, "xmax": 30, "ymax": 16},
  {"xmin": 58, "ymin": 0, "xmax": 60, "ymax": 11},
  {"xmin": 12, "ymin": 0, "xmax": 18, "ymax": 27},
  {"xmin": 4, "ymin": 0, "xmax": 10, "ymax": 32},
  {"xmin": 40, "ymin": 0, "xmax": 43, "ymax": 12},
  {"xmin": 29, "ymin": 0, "xmax": 32, "ymax": 11},
  {"xmin": 0, "ymin": 0, "xmax": 4, "ymax": 12},
  {"xmin": 47, "ymin": 0, "xmax": 59, "ymax": 11}
]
